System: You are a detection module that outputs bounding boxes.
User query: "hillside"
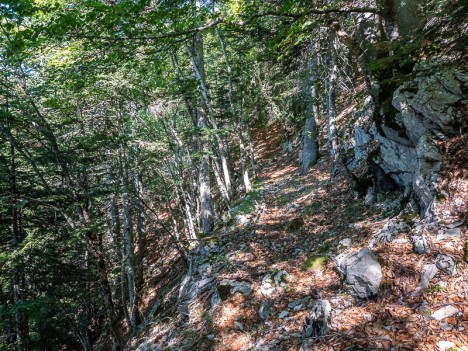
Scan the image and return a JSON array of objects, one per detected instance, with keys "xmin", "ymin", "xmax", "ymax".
[
  {"xmin": 0, "ymin": 1, "xmax": 467, "ymax": 350},
  {"xmin": 129, "ymin": 123, "xmax": 467, "ymax": 351}
]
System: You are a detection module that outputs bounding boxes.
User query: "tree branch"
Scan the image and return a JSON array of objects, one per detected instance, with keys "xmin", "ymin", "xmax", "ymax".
[{"xmin": 67, "ymin": 7, "xmax": 380, "ymax": 42}]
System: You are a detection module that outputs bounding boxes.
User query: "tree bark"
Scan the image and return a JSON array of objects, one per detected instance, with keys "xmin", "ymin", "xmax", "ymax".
[
  {"xmin": 302, "ymin": 46, "xmax": 320, "ymax": 173},
  {"xmin": 118, "ymin": 149, "xmax": 140, "ymax": 331}
]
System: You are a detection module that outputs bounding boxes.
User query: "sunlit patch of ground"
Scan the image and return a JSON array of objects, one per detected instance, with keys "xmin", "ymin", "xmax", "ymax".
[{"xmin": 131, "ymin": 124, "xmax": 467, "ymax": 351}]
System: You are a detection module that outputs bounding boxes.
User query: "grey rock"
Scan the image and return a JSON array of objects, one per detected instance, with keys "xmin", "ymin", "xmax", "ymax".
[
  {"xmin": 435, "ymin": 254, "xmax": 457, "ymax": 275},
  {"xmin": 432, "ymin": 305, "xmax": 459, "ymax": 321},
  {"xmin": 373, "ymin": 220, "xmax": 410, "ymax": 244},
  {"xmin": 436, "ymin": 341, "xmax": 455, "ymax": 350},
  {"xmin": 258, "ymin": 301, "xmax": 271, "ymax": 321},
  {"xmin": 220, "ymin": 279, "xmax": 253, "ymax": 296},
  {"xmin": 210, "ymin": 289, "xmax": 221, "ymax": 307},
  {"xmin": 437, "ymin": 227, "xmax": 461, "ymax": 241},
  {"xmin": 207, "ymin": 334, "xmax": 215, "ymax": 341},
  {"xmin": 334, "ymin": 248, "xmax": 382, "ymax": 298},
  {"xmin": 411, "ymin": 235, "xmax": 428, "ymax": 254},
  {"xmin": 338, "ymin": 238, "xmax": 352, "ymax": 248},
  {"xmin": 288, "ymin": 297, "xmax": 310, "ymax": 310},
  {"xmin": 260, "ymin": 271, "xmax": 288, "ymax": 297},
  {"xmin": 234, "ymin": 321, "xmax": 244, "ymax": 331},
  {"xmin": 302, "ymin": 299, "xmax": 331, "ymax": 338},
  {"xmin": 439, "ymin": 322, "xmax": 453, "ymax": 331},
  {"xmin": 412, "ymin": 263, "xmax": 438, "ymax": 297},
  {"xmin": 278, "ymin": 310, "xmax": 288, "ymax": 319}
]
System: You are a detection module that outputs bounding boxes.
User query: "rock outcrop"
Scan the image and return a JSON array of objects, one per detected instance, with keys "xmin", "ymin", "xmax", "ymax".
[{"xmin": 346, "ymin": 63, "xmax": 466, "ymax": 217}]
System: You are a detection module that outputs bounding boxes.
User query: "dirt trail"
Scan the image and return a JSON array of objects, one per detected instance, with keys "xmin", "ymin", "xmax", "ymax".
[{"xmin": 133, "ymin": 130, "xmax": 467, "ymax": 351}]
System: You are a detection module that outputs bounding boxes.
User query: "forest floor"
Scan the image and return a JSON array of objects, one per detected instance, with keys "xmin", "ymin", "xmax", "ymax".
[{"xmin": 131, "ymin": 126, "xmax": 468, "ymax": 351}]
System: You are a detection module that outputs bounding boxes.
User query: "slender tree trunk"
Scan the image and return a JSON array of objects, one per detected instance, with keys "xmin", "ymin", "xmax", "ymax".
[
  {"xmin": 82, "ymin": 206, "xmax": 122, "ymax": 350},
  {"xmin": 326, "ymin": 37, "xmax": 340, "ymax": 173},
  {"xmin": 131, "ymin": 141, "xmax": 145, "ymax": 296},
  {"xmin": 246, "ymin": 123, "xmax": 256, "ymax": 180},
  {"xmin": 216, "ymin": 26, "xmax": 252, "ymax": 192},
  {"xmin": 302, "ymin": 47, "xmax": 319, "ymax": 173},
  {"xmin": 184, "ymin": 38, "xmax": 232, "ymax": 201},
  {"xmin": 10, "ymin": 138, "xmax": 29, "ymax": 351},
  {"xmin": 210, "ymin": 156, "xmax": 231, "ymax": 209},
  {"xmin": 118, "ymin": 150, "xmax": 139, "ymax": 331}
]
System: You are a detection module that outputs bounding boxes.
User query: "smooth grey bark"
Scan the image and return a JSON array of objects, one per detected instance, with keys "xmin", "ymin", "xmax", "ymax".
[
  {"xmin": 210, "ymin": 156, "xmax": 231, "ymax": 209},
  {"xmin": 118, "ymin": 150, "xmax": 139, "ymax": 331},
  {"xmin": 246, "ymin": 123, "xmax": 256, "ymax": 180},
  {"xmin": 302, "ymin": 49, "xmax": 319, "ymax": 173},
  {"xmin": 326, "ymin": 38, "xmax": 339, "ymax": 166},
  {"xmin": 170, "ymin": 50, "xmax": 212, "ymax": 233},
  {"xmin": 104, "ymin": 155, "xmax": 129, "ymax": 324},
  {"xmin": 9, "ymin": 138, "xmax": 29, "ymax": 351},
  {"xmin": 184, "ymin": 39, "xmax": 232, "ymax": 201},
  {"xmin": 131, "ymin": 140, "xmax": 145, "ymax": 295},
  {"xmin": 216, "ymin": 26, "xmax": 252, "ymax": 192}
]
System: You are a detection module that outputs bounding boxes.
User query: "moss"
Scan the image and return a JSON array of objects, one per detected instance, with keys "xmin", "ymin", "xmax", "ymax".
[
  {"xmin": 303, "ymin": 201, "xmax": 321, "ymax": 216},
  {"xmin": 230, "ymin": 190, "xmax": 261, "ymax": 217},
  {"xmin": 303, "ymin": 243, "xmax": 330, "ymax": 271},
  {"xmin": 303, "ymin": 254, "xmax": 328, "ymax": 271},
  {"xmin": 287, "ymin": 217, "xmax": 304, "ymax": 231},
  {"xmin": 400, "ymin": 212, "xmax": 419, "ymax": 225}
]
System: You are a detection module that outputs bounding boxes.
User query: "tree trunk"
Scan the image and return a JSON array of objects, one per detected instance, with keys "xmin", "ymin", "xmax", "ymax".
[
  {"xmin": 326, "ymin": 37, "xmax": 340, "ymax": 173},
  {"xmin": 302, "ymin": 47, "xmax": 320, "ymax": 173},
  {"xmin": 216, "ymin": 26, "xmax": 252, "ymax": 193},
  {"xmin": 184, "ymin": 37, "xmax": 232, "ymax": 201},
  {"xmin": 118, "ymin": 150, "xmax": 139, "ymax": 331},
  {"xmin": 246, "ymin": 123, "xmax": 256, "ymax": 180},
  {"xmin": 9, "ymin": 133, "xmax": 29, "ymax": 351}
]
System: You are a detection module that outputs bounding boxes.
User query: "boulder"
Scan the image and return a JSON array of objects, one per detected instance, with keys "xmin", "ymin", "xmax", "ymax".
[{"xmin": 334, "ymin": 248, "xmax": 382, "ymax": 298}]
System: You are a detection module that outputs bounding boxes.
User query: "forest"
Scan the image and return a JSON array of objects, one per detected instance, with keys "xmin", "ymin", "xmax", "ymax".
[{"xmin": 0, "ymin": 0, "xmax": 467, "ymax": 350}]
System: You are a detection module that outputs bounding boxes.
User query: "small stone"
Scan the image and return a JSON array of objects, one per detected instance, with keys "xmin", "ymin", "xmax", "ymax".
[
  {"xmin": 411, "ymin": 235, "xmax": 428, "ymax": 254},
  {"xmin": 338, "ymin": 238, "xmax": 352, "ymax": 248},
  {"xmin": 290, "ymin": 333, "xmax": 301, "ymax": 338},
  {"xmin": 439, "ymin": 322, "xmax": 453, "ymax": 331},
  {"xmin": 431, "ymin": 305, "xmax": 459, "ymax": 321},
  {"xmin": 437, "ymin": 227, "xmax": 461, "ymax": 241},
  {"xmin": 363, "ymin": 313, "xmax": 372, "ymax": 321},
  {"xmin": 412, "ymin": 264, "xmax": 438, "ymax": 297},
  {"xmin": 454, "ymin": 198, "xmax": 465, "ymax": 206},
  {"xmin": 207, "ymin": 334, "xmax": 215, "ymax": 341},
  {"xmin": 436, "ymin": 341, "xmax": 455, "ymax": 350},
  {"xmin": 435, "ymin": 254, "xmax": 457, "ymax": 275},
  {"xmin": 293, "ymin": 304, "xmax": 304, "ymax": 311},
  {"xmin": 287, "ymin": 297, "xmax": 309, "ymax": 310},
  {"xmin": 234, "ymin": 321, "xmax": 244, "ymax": 331},
  {"xmin": 258, "ymin": 301, "xmax": 270, "ymax": 321},
  {"xmin": 278, "ymin": 310, "xmax": 288, "ymax": 318}
]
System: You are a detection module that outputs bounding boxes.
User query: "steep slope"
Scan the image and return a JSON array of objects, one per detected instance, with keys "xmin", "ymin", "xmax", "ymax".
[{"xmin": 129, "ymin": 120, "xmax": 467, "ymax": 350}]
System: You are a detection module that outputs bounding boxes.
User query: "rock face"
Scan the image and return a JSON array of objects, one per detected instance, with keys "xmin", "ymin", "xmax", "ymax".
[
  {"xmin": 346, "ymin": 63, "xmax": 466, "ymax": 216},
  {"xmin": 334, "ymin": 248, "xmax": 382, "ymax": 298}
]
